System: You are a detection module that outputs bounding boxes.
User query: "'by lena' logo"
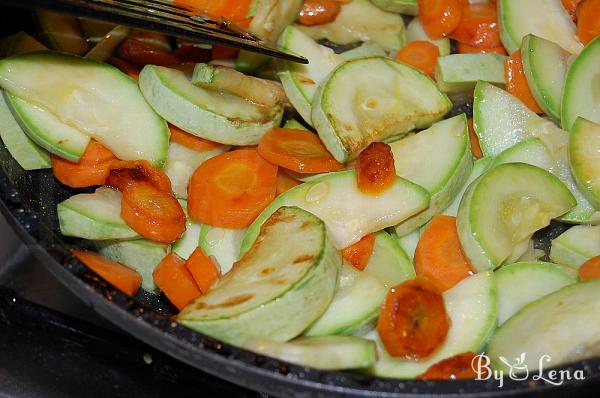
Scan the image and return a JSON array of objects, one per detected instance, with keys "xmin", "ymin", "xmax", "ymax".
[{"xmin": 471, "ymin": 353, "xmax": 585, "ymax": 388}]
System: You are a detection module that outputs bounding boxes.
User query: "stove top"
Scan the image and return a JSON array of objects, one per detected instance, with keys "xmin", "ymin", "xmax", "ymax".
[{"xmin": 0, "ymin": 213, "xmax": 267, "ymax": 398}]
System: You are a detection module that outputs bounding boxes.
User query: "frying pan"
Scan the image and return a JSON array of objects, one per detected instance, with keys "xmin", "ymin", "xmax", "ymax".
[{"xmin": 1, "ymin": 7, "xmax": 599, "ymax": 397}]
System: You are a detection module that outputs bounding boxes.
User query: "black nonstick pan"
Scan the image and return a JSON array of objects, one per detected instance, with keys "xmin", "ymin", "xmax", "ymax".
[{"xmin": 1, "ymin": 6, "xmax": 599, "ymax": 397}]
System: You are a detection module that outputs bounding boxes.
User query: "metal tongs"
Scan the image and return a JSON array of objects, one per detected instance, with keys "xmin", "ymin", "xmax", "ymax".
[{"xmin": 0, "ymin": 0, "xmax": 308, "ymax": 64}]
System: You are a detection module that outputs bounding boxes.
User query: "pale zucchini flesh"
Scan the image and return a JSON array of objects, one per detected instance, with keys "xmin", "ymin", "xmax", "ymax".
[
  {"xmin": 550, "ymin": 225, "xmax": 600, "ymax": 268},
  {"xmin": 488, "ymin": 279, "xmax": 600, "ymax": 373},
  {"xmin": 494, "ymin": 261, "xmax": 577, "ymax": 325},
  {"xmin": 443, "ymin": 157, "xmax": 492, "ymax": 217},
  {"xmin": 569, "ymin": 118, "xmax": 600, "ymax": 209},
  {"xmin": 435, "ymin": 53, "xmax": 506, "ymax": 95},
  {"xmin": 198, "ymin": 225, "xmax": 246, "ymax": 275},
  {"xmin": 172, "ymin": 200, "xmax": 201, "ymax": 260},
  {"xmin": 240, "ymin": 170, "xmax": 430, "ymax": 254},
  {"xmin": 178, "ymin": 207, "xmax": 341, "ymax": 346},
  {"xmin": 367, "ymin": 272, "xmax": 496, "ymax": 379},
  {"xmin": 457, "ymin": 163, "xmax": 576, "ymax": 271},
  {"xmin": 370, "ymin": 0, "xmax": 417, "ymax": 15},
  {"xmin": 0, "ymin": 52, "xmax": 169, "ymax": 167},
  {"xmin": 340, "ymin": 42, "xmax": 387, "ymax": 60},
  {"xmin": 139, "ymin": 65, "xmax": 283, "ymax": 146},
  {"xmin": 363, "ymin": 231, "xmax": 415, "ymax": 287},
  {"xmin": 312, "ymin": 56, "xmax": 452, "ymax": 162},
  {"xmin": 244, "ymin": 336, "xmax": 377, "ymax": 370},
  {"xmin": 489, "ymin": 138, "xmax": 555, "ymax": 171},
  {"xmin": 405, "ymin": 18, "xmax": 450, "ymax": 56}
]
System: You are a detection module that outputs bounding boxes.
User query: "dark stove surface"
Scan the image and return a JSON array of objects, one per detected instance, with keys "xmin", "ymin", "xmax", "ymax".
[{"xmin": 0, "ymin": 213, "xmax": 266, "ymax": 398}]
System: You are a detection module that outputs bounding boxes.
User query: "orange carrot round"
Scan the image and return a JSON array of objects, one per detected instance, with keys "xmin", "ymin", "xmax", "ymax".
[
  {"xmin": 418, "ymin": 352, "xmax": 484, "ymax": 380},
  {"xmin": 186, "ymin": 247, "xmax": 221, "ymax": 294},
  {"xmin": 457, "ymin": 42, "xmax": 507, "ymax": 55},
  {"xmin": 355, "ymin": 142, "xmax": 396, "ymax": 195},
  {"xmin": 449, "ymin": 3, "xmax": 502, "ymax": 49},
  {"xmin": 467, "ymin": 118, "xmax": 483, "ymax": 159},
  {"xmin": 118, "ymin": 38, "xmax": 180, "ymax": 67},
  {"xmin": 418, "ymin": 0, "xmax": 463, "ymax": 39},
  {"xmin": 258, "ymin": 128, "xmax": 344, "ymax": 174},
  {"xmin": 72, "ymin": 249, "xmax": 142, "ymax": 296},
  {"xmin": 298, "ymin": 0, "xmax": 342, "ymax": 26},
  {"xmin": 153, "ymin": 253, "xmax": 202, "ymax": 310},
  {"xmin": 341, "ymin": 233, "xmax": 376, "ymax": 270},
  {"xmin": 169, "ymin": 124, "xmax": 225, "ymax": 152},
  {"xmin": 377, "ymin": 277, "xmax": 450, "ymax": 359},
  {"xmin": 577, "ymin": 0, "xmax": 600, "ymax": 44},
  {"xmin": 579, "ymin": 255, "xmax": 600, "ymax": 281},
  {"xmin": 188, "ymin": 148, "xmax": 278, "ymax": 229},
  {"xmin": 504, "ymin": 50, "xmax": 544, "ymax": 113},
  {"xmin": 562, "ymin": 0, "xmax": 583, "ymax": 20},
  {"xmin": 414, "ymin": 215, "xmax": 474, "ymax": 292},
  {"xmin": 52, "ymin": 141, "xmax": 118, "ymax": 188},
  {"xmin": 395, "ymin": 41, "xmax": 440, "ymax": 78}
]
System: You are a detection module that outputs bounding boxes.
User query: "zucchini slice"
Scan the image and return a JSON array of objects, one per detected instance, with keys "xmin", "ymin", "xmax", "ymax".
[
  {"xmin": 488, "ymin": 279, "xmax": 600, "ymax": 373},
  {"xmin": 297, "ymin": 0, "xmax": 406, "ymax": 54},
  {"xmin": 240, "ymin": 170, "xmax": 430, "ymax": 254},
  {"xmin": 0, "ymin": 92, "xmax": 50, "ymax": 170},
  {"xmin": 0, "ymin": 52, "xmax": 169, "ymax": 167},
  {"xmin": 340, "ymin": 41, "xmax": 387, "ymax": 60},
  {"xmin": 494, "ymin": 261, "xmax": 577, "ymax": 325},
  {"xmin": 58, "ymin": 187, "xmax": 139, "ymax": 240},
  {"xmin": 198, "ymin": 225, "xmax": 246, "ymax": 275},
  {"xmin": 36, "ymin": 10, "xmax": 89, "ymax": 55},
  {"xmin": 371, "ymin": 0, "xmax": 418, "ymax": 15},
  {"xmin": 364, "ymin": 231, "xmax": 415, "ymax": 287},
  {"xmin": 498, "ymin": 0, "xmax": 583, "ymax": 55},
  {"xmin": 0, "ymin": 31, "xmax": 47, "ymax": 57},
  {"xmin": 562, "ymin": 35, "xmax": 600, "ymax": 131},
  {"xmin": 172, "ymin": 200, "xmax": 202, "ymax": 260},
  {"xmin": 244, "ymin": 336, "xmax": 377, "ymax": 370},
  {"xmin": 392, "ymin": 114, "xmax": 472, "ymax": 236},
  {"xmin": 304, "ymin": 262, "xmax": 387, "ymax": 337},
  {"xmin": 521, "ymin": 34, "xmax": 570, "ymax": 121},
  {"xmin": 550, "ymin": 225, "xmax": 600, "ymax": 268},
  {"xmin": 435, "ymin": 53, "xmax": 506, "ymax": 95},
  {"xmin": 443, "ymin": 157, "xmax": 492, "ymax": 217},
  {"xmin": 367, "ymin": 272, "xmax": 496, "ymax": 379},
  {"xmin": 278, "ymin": 26, "xmax": 344, "ymax": 126},
  {"xmin": 457, "ymin": 163, "xmax": 576, "ymax": 271},
  {"xmin": 405, "ymin": 17, "xmax": 450, "ymax": 56},
  {"xmin": 97, "ymin": 239, "xmax": 169, "ymax": 293},
  {"xmin": 139, "ymin": 65, "xmax": 283, "ymax": 146},
  {"xmin": 178, "ymin": 207, "xmax": 341, "ymax": 346},
  {"xmin": 312, "ymin": 56, "xmax": 451, "ymax": 162},
  {"xmin": 490, "ymin": 138, "xmax": 555, "ymax": 171},
  {"xmin": 569, "ymin": 118, "xmax": 600, "ymax": 209}
]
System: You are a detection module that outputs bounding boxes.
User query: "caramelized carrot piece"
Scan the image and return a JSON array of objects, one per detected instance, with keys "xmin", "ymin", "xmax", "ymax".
[
  {"xmin": 577, "ymin": 0, "xmax": 600, "ymax": 44},
  {"xmin": 414, "ymin": 215, "xmax": 474, "ymax": 292},
  {"xmin": 298, "ymin": 0, "xmax": 342, "ymax": 26},
  {"xmin": 186, "ymin": 247, "xmax": 221, "ymax": 294},
  {"xmin": 467, "ymin": 118, "xmax": 483, "ymax": 159},
  {"xmin": 341, "ymin": 233, "xmax": 376, "ymax": 271},
  {"xmin": 355, "ymin": 142, "xmax": 396, "ymax": 195},
  {"xmin": 258, "ymin": 128, "xmax": 344, "ymax": 174},
  {"xmin": 153, "ymin": 253, "xmax": 202, "ymax": 310},
  {"xmin": 276, "ymin": 170, "xmax": 301, "ymax": 196},
  {"xmin": 562, "ymin": 0, "xmax": 583, "ymax": 20},
  {"xmin": 418, "ymin": 352, "xmax": 485, "ymax": 380},
  {"xmin": 52, "ymin": 141, "xmax": 118, "ymax": 188},
  {"xmin": 188, "ymin": 148, "xmax": 278, "ymax": 228},
  {"xmin": 418, "ymin": 0, "xmax": 463, "ymax": 39},
  {"xmin": 118, "ymin": 38, "xmax": 180, "ymax": 67},
  {"xmin": 72, "ymin": 250, "xmax": 142, "ymax": 296},
  {"xmin": 106, "ymin": 160, "xmax": 173, "ymax": 193},
  {"xmin": 579, "ymin": 255, "xmax": 600, "ymax": 281},
  {"xmin": 169, "ymin": 125, "xmax": 225, "ymax": 152},
  {"xmin": 457, "ymin": 42, "xmax": 507, "ymax": 55},
  {"xmin": 108, "ymin": 57, "xmax": 141, "ymax": 79},
  {"xmin": 449, "ymin": 3, "xmax": 502, "ymax": 49},
  {"xmin": 504, "ymin": 50, "xmax": 543, "ymax": 113},
  {"xmin": 377, "ymin": 277, "xmax": 450, "ymax": 359},
  {"xmin": 395, "ymin": 41, "xmax": 440, "ymax": 78}
]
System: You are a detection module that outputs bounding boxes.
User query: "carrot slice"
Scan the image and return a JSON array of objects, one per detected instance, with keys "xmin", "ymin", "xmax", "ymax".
[
  {"xmin": 72, "ymin": 249, "xmax": 142, "ymax": 296},
  {"xmin": 276, "ymin": 170, "xmax": 300, "ymax": 196},
  {"xmin": 457, "ymin": 42, "xmax": 507, "ymax": 55},
  {"xmin": 298, "ymin": 0, "xmax": 342, "ymax": 26},
  {"xmin": 577, "ymin": 0, "xmax": 600, "ymax": 44},
  {"xmin": 377, "ymin": 277, "xmax": 450, "ymax": 359},
  {"xmin": 52, "ymin": 141, "xmax": 118, "ymax": 188},
  {"xmin": 562, "ymin": 0, "xmax": 583, "ymax": 20},
  {"xmin": 120, "ymin": 181, "xmax": 186, "ymax": 243},
  {"xmin": 174, "ymin": 0, "xmax": 253, "ymax": 21},
  {"xmin": 414, "ymin": 215, "xmax": 473, "ymax": 292},
  {"xmin": 449, "ymin": 3, "xmax": 502, "ymax": 49},
  {"xmin": 418, "ymin": 352, "xmax": 485, "ymax": 380},
  {"xmin": 106, "ymin": 160, "xmax": 173, "ymax": 193},
  {"xmin": 467, "ymin": 118, "xmax": 483, "ymax": 159},
  {"xmin": 504, "ymin": 50, "xmax": 543, "ymax": 113},
  {"xmin": 257, "ymin": 128, "xmax": 344, "ymax": 174},
  {"xmin": 153, "ymin": 253, "xmax": 202, "ymax": 310},
  {"xmin": 188, "ymin": 148, "xmax": 278, "ymax": 229},
  {"xmin": 169, "ymin": 124, "xmax": 225, "ymax": 152},
  {"xmin": 355, "ymin": 142, "xmax": 396, "ymax": 195},
  {"xmin": 108, "ymin": 57, "xmax": 141, "ymax": 80},
  {"xmin": 186, "ymin": 247, "xmax": 221, "ymax": 294},
  {"xmin": 395, "ymin": 41, "xmax": 440, "ymax": 78},
  {"xmin": 118, "ymin": 38, "xmax": 180, "ymax": 67},
  {"xmin": 579, "ymin": 255, "xmax": 600, "ymax": 281},
  {"xmin": 418, "ymin": 0, "xmax": 463, "ymax": 39},
  {"xmin": 341, "ymin": 233, "xmax": 376, "ymax": 271}
]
